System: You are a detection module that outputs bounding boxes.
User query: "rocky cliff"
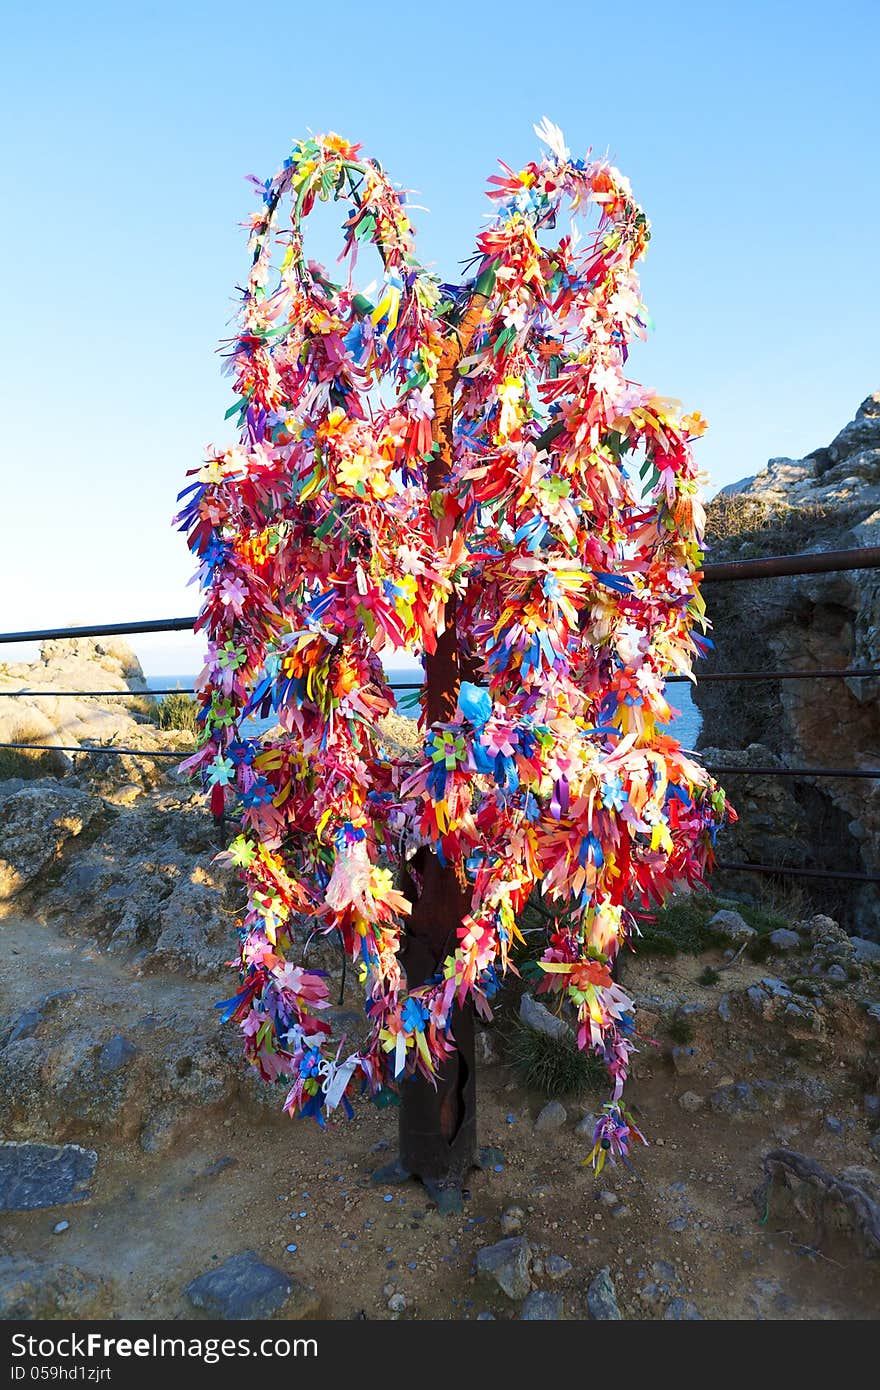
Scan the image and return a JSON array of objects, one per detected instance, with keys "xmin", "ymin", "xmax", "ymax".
[
  {"xmin": 0, "ymin": 637, "xmax": 182, "ymax": 791},
  {"xmin": 695, "ymin": 392, "xmax": 880, "ymax": 934}
]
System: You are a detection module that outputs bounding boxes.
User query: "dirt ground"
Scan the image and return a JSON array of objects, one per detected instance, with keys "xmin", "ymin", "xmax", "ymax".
[{"xmin": 3, "ymin": 914, "xmax": 880, "ymax": 1321}]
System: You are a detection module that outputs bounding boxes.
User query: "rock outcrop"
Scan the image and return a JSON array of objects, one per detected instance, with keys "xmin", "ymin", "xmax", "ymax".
[
  {"xmin": 0, "ymin": 637, "xmax": 185, "ymax": 790},
  {"xmin": 696, "ymin": 392, "xmax": 880, "ymax": 934}
]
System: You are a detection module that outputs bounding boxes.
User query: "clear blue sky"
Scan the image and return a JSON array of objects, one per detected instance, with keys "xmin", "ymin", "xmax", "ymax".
[{"xmin": 1, "ymin": 0, "xmax": 877, "ymax": 674}]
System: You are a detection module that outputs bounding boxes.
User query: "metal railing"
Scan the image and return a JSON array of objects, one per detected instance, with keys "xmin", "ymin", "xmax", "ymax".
[{"xmin": 2, "ymin": 544, "xmax": 880, "ymax": 887}]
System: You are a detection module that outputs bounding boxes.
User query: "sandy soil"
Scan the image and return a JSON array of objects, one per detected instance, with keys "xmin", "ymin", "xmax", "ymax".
[{"xmin": 3, "ymin": 916, "xmax": 880, "ymax": 1321}]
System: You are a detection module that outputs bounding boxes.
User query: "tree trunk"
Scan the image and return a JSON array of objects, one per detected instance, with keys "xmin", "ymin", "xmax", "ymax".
[
  {"xmin": 395, "ymin": 299, "xmax": 488, "ymax": 1191},
  {"xmin": 398, "ymin": 595, "xmax": 476, "ymax": 1188},
  {"xmin": 398, "ymin": 838, "xmax": 476, "ymax": 1188}
]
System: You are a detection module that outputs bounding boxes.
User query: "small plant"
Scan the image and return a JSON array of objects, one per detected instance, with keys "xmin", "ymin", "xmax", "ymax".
[
  {"xmin": 667, "ymin": 1015, "xmax": 694, "ymax": 1045},
  {"xmin": 506, "ymin": 1018, "xmax": 608, "ymax": 1098},
  {"xmin": 155, "ymin": 690, "xmax": 198, "ymax": 733},
  {"xmin": 698, "ymin": 966, "xmax": 720, "ymax": 987},
  {"xmin": 736, "ymin": 899, "xmax": 789, "ymax": 935},
  {"xmin": 637, "ymin": 893, "xmax": 722, "ymax": 957},
  {"xmin": 0, "ymin": 711, "xmax": 66, "ymax": 780},
  {"xmin": 637, "ymin": 890, "xmax": 793, "ymax": 959},
  {"xmin": 0, "ymin": 747, "xmax": 54, "ymax": 780},
  {"xmin": 745, "ymin": 934, "xmax": 773, "ymax": 963}
]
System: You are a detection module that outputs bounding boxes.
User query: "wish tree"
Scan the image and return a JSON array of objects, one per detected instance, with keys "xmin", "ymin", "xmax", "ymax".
[{"xmin": 176, "ymin": 120, "xmax": 734, "ymax": 1201}]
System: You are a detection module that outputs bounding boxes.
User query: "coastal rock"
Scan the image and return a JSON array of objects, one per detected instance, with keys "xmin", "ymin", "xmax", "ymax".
[
  {"xmin": 0, "ymin": 782, "xmax": 103, "ymax": 901},
  {"xmin": 0, "ymin": 638, "xmax": 192, "ymax": 797},
  {"xmin": 0, "ymin": 968, "xmax": 247, "ymax": 1147},
  {"xmin": 0, "ymin": 1255, "xmax": 109, "ymax": 1319},
  {"xmin": 22, "ymin": 790, "xmax": 245, "ymax": 980}
]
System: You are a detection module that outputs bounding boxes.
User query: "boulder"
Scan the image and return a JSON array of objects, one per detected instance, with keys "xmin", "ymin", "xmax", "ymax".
[
  {"xmin": 519, "ymin": 993, "xmax": 572, "ymax": 1042},
  {"xmin": 0, "ymin": 782, "xmax": 103, "ymax": 900},
  {"xmin": 475, "ymin": 1236, "xmax": 532, "ymax": 1300},
  {"xmin": 0, "ymin": 1141, "xmax": 97, "ymax": 1211},
  {"xmin": 707, "ymin": 909, "xmax": 756, "ymax": 943},
  {"xmin": 769, "ymin": 928, "xmax": 800, "ymax": 951},
  {"xmin": 520, "ymin": 1290, "xmax": 564, "ymax": 1319},
  {"xmin": 185, "ymin": 1251, "xmax": 319, "ymax": 1320},
  {"xmin": 851, "ymin": 937, "xmax": 880, "ymax": 964}
]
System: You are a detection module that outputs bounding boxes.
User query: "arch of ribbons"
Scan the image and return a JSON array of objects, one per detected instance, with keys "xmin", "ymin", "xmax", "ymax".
[{"xmin": 175, "ymin": 121, "xmax": 735, "ymax": 1168}]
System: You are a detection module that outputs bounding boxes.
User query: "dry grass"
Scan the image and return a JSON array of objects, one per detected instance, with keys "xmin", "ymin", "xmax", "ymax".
[
  {"xmin": 705, "ymin": 494, "xmax": 864, "ymax": 555},
  {"xmin": 0, "ymin": 709, "xmax": 69, "ymax": 780}
]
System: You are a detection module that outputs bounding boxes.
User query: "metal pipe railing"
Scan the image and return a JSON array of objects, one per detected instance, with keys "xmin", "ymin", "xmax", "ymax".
[
  {"xmin": 707, "ymin": 764, "xmax": 880, "ymax": 779},
  {"xmin": 718, "ymin": 860, "xmax": 880, "ymax": 885},
  {"xmin": 2, "ymin": 542, "xmax": 878, "ymax": 646},
  {"xmin": 2, "ymin": 543, "xmax": 879, "ymax": 888},
  {"xmin": 2, "ymin": 669, "xmax": 879, "ymax": 695},
  {"xmin": 0, "ymin": 617, "xmax": 196, "ymax": 644},
  {"xmin": 1, "ymin": 743, "xmax": 876, "ymax": 785},
  {"xmin": 702, "ymin": 545, "xmax": 880, "ymax": 582},
  {"xmin": 0, "ymin": 743, "xmax": 182, "ymax": 759}
]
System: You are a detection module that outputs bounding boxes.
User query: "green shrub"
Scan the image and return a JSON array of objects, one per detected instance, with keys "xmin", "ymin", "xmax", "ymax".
[
  {"xmin": 155, "ymin": 690, "xmax": 198, "ymax": 733},
  {"xmin": 506, "ymin": 1019, "xmax": 607, "ymax": 1098},
  {"xmin": 638, "ymin": 891, "xmax": 790, "ymax": 958},
  {"xmin": 637, "ymin": 894, "xmax": 721, "ymax": 956}
]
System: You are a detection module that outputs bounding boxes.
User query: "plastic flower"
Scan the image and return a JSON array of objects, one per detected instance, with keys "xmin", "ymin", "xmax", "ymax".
[
  {"xmin": 229, "ymin": 834, "xmax": 257, "ymax": 868},
  {"xmin": 601, "ymin": 774, "xmax": 626, "ymax": 812},
  {"xmin": 207, "ymin": 755, "xmax": 235, "ymax": 787}
]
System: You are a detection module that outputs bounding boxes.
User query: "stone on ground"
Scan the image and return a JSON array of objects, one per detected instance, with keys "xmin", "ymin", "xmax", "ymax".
[
  {"xmin": 586, "ymin": 1266, "xmax": 622, "ymax": 1319},
  {"xmin": 475, "ymin": 1236, "xmax": 532, "ymax": 1301},
  {"xmin": 0, "ymin": 1141, "xmax": 97, "ymax": 1211},
  {"xmin": 185, "ymin": 1250, "xmax": 319, "ymax": 1320}
]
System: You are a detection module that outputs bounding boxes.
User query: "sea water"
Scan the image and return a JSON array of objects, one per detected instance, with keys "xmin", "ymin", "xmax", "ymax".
[{"xmin": 147, "ymin": 670, "xmax": 702, "ymax": 749}]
